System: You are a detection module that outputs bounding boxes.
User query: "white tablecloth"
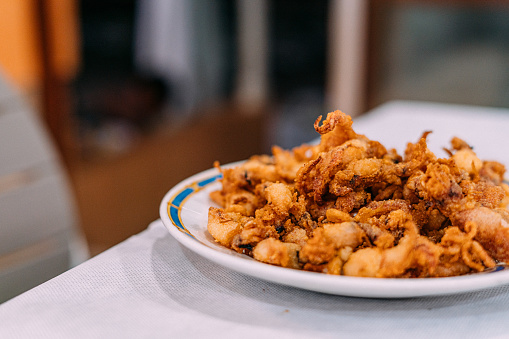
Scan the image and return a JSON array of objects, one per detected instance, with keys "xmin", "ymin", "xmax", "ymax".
[{"xmin": 2, "ymin": 101, "xmax": 509, "ymax": 338}]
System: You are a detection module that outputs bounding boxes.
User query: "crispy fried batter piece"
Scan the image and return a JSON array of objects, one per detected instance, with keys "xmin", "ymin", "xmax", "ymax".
[
  {"xmin": 343, "ymin": 210, "xmax": 418, "ymax": 278},
  {"xmin": 207, "ymin": 109, "xmax": 508, "ymax": 278}
]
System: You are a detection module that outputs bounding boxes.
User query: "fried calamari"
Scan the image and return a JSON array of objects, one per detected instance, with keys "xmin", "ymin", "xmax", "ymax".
[{"xmin": 207, "ymin": 110, "xmax": 509, "ymax": 278}]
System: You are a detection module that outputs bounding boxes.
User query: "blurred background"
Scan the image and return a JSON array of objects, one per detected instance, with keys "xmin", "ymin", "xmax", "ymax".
[{"xmin": 2, "ymin": 0, "xmax": 509, "ymax": 259}]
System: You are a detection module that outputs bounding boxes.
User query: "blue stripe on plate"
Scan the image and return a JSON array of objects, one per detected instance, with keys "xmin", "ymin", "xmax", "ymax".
[
  {"xmin": 168, "ymin": 173, "xmax": 221, "ymax": 239},
  {"xmin": 169, "ymin": 205, "xmax": 182, "ymax": 229},
  {"xmin": 172, "ymin": 187, "xmax": 195, "ymax": 207},
  {"xmin": 197, "ymin": 174, "xmax": 222, "ymax": 187}
]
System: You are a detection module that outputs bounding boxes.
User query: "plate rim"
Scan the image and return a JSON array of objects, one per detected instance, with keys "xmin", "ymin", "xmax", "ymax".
[{"xmin": 159, "ymin": 163, "xmax": 509, "ymax": 298}]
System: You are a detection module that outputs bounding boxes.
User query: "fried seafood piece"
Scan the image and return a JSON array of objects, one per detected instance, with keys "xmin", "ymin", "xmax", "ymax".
[
  {"xmin": 215, "ymin": 175, "xmax": 296, "ymax": 218},
  {"xmin": 403, "ymin": 170, "xmax": 448, "ymax": 233},
  {"xmin": 272, "ymin": 144, "xmax": 318, "ymax": 182},
  {"xmin": 299, "ymin": 222, "xmax": 368, "ymax": 274},
  {"xmin": 305, "ymin": 199, "xmax": 336, "ymax": 221},
  {"xmin": 356, "ymin": 222, "xmax": 395, "ymax": 249},
  {"xmin": 400, "ymin": 132, "xmax": 437, "ymax": 176},
  {"xmin": 343, "ymin": 210, "xmax": 418, "ymax": 278},
  {"xmin": 213, "ymin": 142, "xmax": 317, "ymax": 210},
  {"xmin": 449, "ymin": 137, "xmax": 483, "ymax": 177},
  {"xmin": 224, "ymin": 156, "xmax": 279, "ymax": 189},
  {"xmin": 329, "ymin": 158, "xmax": 401, "ymax": 196},
  {"xmin": 211, "ymin": 156, "xmax": 280, "ymax": 208},
  {"xmin": 496, "ymin": 207, "xmax": 509, "ymax": 223},
  {"xmin": 296, "ymin": 139, "xmax": 387, "ymax": 202},
  {"xmin": 392, "ymin": 134, "xmax": 454, "ymax": 224},
  {"xmin": 372, "ymin": 183, "xmax": 404, "ymax": 201},
  {"xmin": 306, "ymin": 191, "xmax": 370, "ymax": 222},
  {"xmin": 447, "ymin": 137, "xmax": 507, "ymax": 191},
  {"xmin": 314, "ymin": 110, "xmax": 361, "ymax": 152},
  {"xmin": 459, "ymin": 179, "xmax": 506, "ymax": 210},
  {"xmin": 231, "ymin": 219, "xmax": 279, "ymax": 255},
  {"xmin": 252, "ymin": 238, "xmax": 301, "ymax": 269},
  {"xmin": 229, "ymin": 182, "xmax": 313, "ymax": 253},
  {"xmin": 207, "ymin": 207, "xmax": 251, "ymax": 247},
  {"xmin": 296, "ymin": 109, "xmax": 388, "ymax": 202},
  {"xmin": 480, "ymin": 161, "xmax": 506, "ymax": 185},
  {"xmin": 346, "ymin": 210, "xmax": 445, "ymax": 278},
  {"xmin": 334, "ymin": 191, "xmax": 371, "ymax": 213},
  {"xmin": 354, "ymin": 199, "xmax": 411, "ymax": 234},
  {"xmin": 348, "ymin": 221, "xmax": 443, "ymax": 278},
  {"xmin": 326, "ymin": 208, "xmax": 354, "ymax": 223},
  {"xmin": 402, "ymin": 170, "xmax": 425, "ymax": 203},
  {"xmin": 221, "ymin": 191, "xmax": 259, "ymax": 216},
  {"xmin": 418, "ymin": 159, "xmax": 506, "ymax": 215},
  {"xmin": 407, "ymin": 148, "xmax": 508, "ymax": 264},
  {"xmin": 472, "ymin": 161, "xmax": 509, "ymax": 208},
  {"xmin": 254, "ymin": 182, "xmax": 311, "ymax": 231},
  {"xmin": 304, "ymin": 190, "xmax": 370, "ymax": 222},
  {"xmin": 432, "ymin": 261, "xmax": 472, "ymax": 277},
  {"xmin": 282, "ymin": 227, "xmax": 309, "ymax": 247},
  {"xmin": 256, "ymin": 182, "xmax": 294, "ymax": 219},
  {"xmin": 208, "ymin": 182, "xmax": 301, "ymax": 254},
  {"xmin": 452, "ymin": 207, "xmax": 509, "ymax": 262},
  {"xmin": 417, "ymin": 160, "xmax": 469, "ymax": 216},
  {"xmin": 409, "ymin": 200, "xmax": 448, "ymax": 235},
  {"xmin": 408, "ymin": 235, "xmax": 443, "ymax": 277},
  {"xmin": 436, "ymin": 222, "xmax": 495, "ymax": 274}
]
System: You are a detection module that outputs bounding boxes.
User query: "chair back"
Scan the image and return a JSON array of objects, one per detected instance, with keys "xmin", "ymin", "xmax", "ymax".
[{"xmin": 0, "ymin": 73, "xmax": 88, "ymax": 303}]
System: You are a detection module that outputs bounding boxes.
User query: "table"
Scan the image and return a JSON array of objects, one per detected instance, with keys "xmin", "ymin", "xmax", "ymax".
[{"xmin": 2, "ymin": 101, "xmax": 509, "ymax": 338}]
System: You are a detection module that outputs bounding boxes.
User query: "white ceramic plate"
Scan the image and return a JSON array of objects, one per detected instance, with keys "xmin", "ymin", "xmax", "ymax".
[{"xmin": 159, "ymin": 163, "xmax": 509, "ymax": 298}]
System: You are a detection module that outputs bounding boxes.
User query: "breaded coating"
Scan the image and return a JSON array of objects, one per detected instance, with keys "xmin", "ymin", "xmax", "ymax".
[{"xmin": 207, "ymin": 110, "xmax": 508, "ymax": 278}]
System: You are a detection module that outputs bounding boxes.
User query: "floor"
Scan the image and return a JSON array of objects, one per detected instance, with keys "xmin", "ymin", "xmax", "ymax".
[{"xmin": 67, "ymin": 104, "xmax": 269, "ymax": 256}]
